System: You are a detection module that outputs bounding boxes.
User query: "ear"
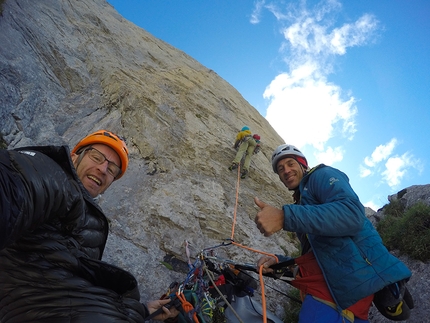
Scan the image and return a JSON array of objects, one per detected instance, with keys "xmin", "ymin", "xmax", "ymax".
[
  {"xmin": 70, "ymin": 152, "xmax": 79, "ymax": 166},
  {"xmin": 70, "ymin": 152, "xmax": 78, "ymax": 160}
]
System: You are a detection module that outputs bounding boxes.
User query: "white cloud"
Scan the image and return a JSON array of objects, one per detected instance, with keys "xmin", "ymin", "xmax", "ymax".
[
  {"xmin": 264, "ymin": 63, "xmax": 357, "ymax": 151},
  {"xmin": 250, "ymin": 0, "xmax": 266, "ymax": 24},
  {"xmin": 329, "ymin": 14, "xmax": 379, "ymax": 55},
  {"xmin": 382, "ymin": 153, "xmax": 413, "ymax": 187},
  {"xmin": 363, "ymin": 200, "xmax": 381, "ymax": 212},
  {"xmin": 314, "ymin": 146, "xmax": 344, "ymax": 165},
  {"xmin": 364, "ymin": 138, "xmax": 397, "ymax": 167},
  {"xmin": 360, "ymin": 139, "xmax": 420, "ymax": 190},
  {"xmin": 359, "ymin": 165, "xmax": 372, "ymax": 178},
  {"xmin": 261, "ymin": 0, "xmax": 378, "ymax": 157}
]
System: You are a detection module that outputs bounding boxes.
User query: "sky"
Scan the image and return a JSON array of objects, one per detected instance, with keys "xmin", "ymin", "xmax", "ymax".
[{"xmin": 107, "ymin": 0, "xmax": 430, "ymax": 211}]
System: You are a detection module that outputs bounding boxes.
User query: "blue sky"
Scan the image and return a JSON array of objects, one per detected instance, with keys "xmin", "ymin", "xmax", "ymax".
[{"xmin": 107, "ymin": 0, "xmax": 430, "ymax": 211}]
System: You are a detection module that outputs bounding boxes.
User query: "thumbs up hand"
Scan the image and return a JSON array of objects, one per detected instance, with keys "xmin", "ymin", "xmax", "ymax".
[{"xmin": 254, "ymin": 197, "xmax": 284, "ymax": 237}]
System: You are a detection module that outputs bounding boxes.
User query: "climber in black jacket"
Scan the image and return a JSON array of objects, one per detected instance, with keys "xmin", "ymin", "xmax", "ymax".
[{"xmin": 0, "ymin": 130, "xmax": 178, "ymax": 323}]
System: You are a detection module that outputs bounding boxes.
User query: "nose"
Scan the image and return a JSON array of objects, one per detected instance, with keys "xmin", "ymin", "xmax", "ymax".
[
  {"xmin": 280, "ymin": 166, "xmax": 291, "ymax": 176},
  {"xmin": 97, "ymin": 160, "xmax": 110, "ymax": 174}
]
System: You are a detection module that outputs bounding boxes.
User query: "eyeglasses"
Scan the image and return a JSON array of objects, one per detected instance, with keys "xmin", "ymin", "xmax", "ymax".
[{"xmin": 85, "ymin": 147, "xmax": 122, "ymax": 178}]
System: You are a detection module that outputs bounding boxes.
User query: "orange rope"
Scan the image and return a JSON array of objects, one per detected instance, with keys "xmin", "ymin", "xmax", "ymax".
[
  {"xmin": 231, "ymin": 241, "xmax": 279, "ymax": 262},
  {"xmin": 228, "ymin": 162, "xmax": 280, "ymax": 323},
  {"xmin": 230, "ymin": 163, "xmax": 241, "ymax": 239},
  {"xmin": 259, "ymin": 265, "xmax": 267, "ymax": 323},
  {"xmin": 176, "ymin": 292, "xmax": 199, "ymax": 323}
]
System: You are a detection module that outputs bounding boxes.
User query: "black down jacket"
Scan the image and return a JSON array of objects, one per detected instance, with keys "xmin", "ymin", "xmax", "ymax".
[{"xmin": 0, "ymin": 146, "xmax": 149, "ymax": 322}]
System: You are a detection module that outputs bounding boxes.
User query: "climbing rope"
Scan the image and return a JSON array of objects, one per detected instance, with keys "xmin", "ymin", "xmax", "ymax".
[
  {"xmin": 172, "ymin": 159, "xmax": 291, "ymax": 323},
  {"xmin": 176, "ymin": 291, "xmax": 200, "ymax": 323},
  {"xmin": 230, "ymin": 162, "xmax": 241, "ymax": 240},
  {"xmin": 227, "ymin": 162, "xmax": 279, "ymax": 323}
]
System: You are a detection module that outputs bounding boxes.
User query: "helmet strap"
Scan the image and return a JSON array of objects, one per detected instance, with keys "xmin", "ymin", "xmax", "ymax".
[
  {"xmin": 290, "ymin": 162, "xmax": 307, "ymax": 203},
  {"xmin": 73, "ymin": 146, "xmax": 91, "ymax": 173}
]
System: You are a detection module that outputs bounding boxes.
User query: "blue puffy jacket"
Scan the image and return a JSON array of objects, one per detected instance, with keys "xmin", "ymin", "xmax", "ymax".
[{"xmin": 282, "ymin": 164, "xmax": 411, "ymax": 309}]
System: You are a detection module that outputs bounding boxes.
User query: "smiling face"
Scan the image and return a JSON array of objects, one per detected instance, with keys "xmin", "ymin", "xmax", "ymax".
[
  {"xmin": 276, "ymin": 157, "xmax": 305, "ymax": 190},
  {"xmin": 71, "ymin": 143, "xmax": 121, "ymax": 197}
]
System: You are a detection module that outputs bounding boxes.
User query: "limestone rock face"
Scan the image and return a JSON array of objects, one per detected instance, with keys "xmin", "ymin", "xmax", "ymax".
[
  {"xmin": 388, "ymin": 184, "xmax": 430, "ymax": 210},
  {"xmin": 1, "ymin": 1, "xmax": 428, "ymax": 321},
  {"xmin": 0, "ymin": 0, "xmax": 295, "ymax": 316}
]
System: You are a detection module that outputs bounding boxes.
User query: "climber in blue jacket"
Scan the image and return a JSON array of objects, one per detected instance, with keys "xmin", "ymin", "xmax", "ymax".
[{"xmin": 254, "ymin": 144, "xmax": 412, "ymax": 323}]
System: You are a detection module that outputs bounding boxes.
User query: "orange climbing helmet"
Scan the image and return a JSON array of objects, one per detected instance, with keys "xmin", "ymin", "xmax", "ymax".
[{"xmin": 72, "ymin": 130, "xmax": 129, "ymax": 179}]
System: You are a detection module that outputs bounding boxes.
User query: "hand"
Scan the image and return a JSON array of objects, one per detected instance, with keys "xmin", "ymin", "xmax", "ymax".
[
  {"xmin": 254, "ymin": 197, "xmax": 284, "ymax": 236},
  {"xmin": 146, "ymin": 298, "xmax": 179, "ymax": 321},
  {"xmin": 257, "ymin": 256, "xmax": 277, "ymax": 274}
]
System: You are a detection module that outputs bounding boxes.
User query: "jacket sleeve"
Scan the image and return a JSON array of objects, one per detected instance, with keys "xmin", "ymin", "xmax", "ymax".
[
  {"xmin": 283, "ymin": 166, "xmax": 365, "ymax": 236},
  {"xmin": 0, "ymin": 149, "xmax": 84, "ymax": 250}
]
